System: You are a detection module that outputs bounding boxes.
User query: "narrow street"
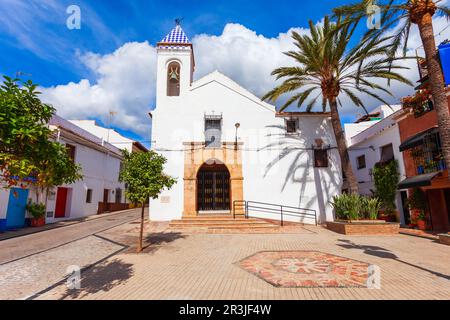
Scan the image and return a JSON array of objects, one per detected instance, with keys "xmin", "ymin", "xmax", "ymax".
[{"xmin": 0, "ymin": 208, "xmax": 142, "ymax": 300}]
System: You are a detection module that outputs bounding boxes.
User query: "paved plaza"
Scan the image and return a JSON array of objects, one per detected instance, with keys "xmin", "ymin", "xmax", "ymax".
[
  {"xmin": 0, "ymin": 209, "xmax": 449, "ymax": 300},
  {"xmin": 1, "ymin": 216, "xmax": 444, "ymax": 300}
]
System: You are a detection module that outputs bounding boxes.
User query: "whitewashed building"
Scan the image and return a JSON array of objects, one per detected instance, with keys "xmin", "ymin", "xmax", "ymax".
[
  {"xmin": 0, "ymin": 115, "xmax": 127, "ymax": 231},
  {"xmin": 70, "ymin": 120, "xmax": 148, "ymax": 154},
  {"xmin": 150, "ymin": 23, "xmax": 342, "ymax": 224},
  {"xmin": 344, "ymin": 105, "xmax": 408, "ymax": 224}
]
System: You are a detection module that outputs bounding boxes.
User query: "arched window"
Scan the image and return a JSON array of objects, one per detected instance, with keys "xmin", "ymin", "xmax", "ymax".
[{"xmin": 167, "ymin": 61, "xmax": 180, "ymax": 96}]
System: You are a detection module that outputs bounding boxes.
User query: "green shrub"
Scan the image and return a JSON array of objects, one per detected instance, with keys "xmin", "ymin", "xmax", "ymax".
[
  {"xmin": 365, "ymin": 197, "xmax": 382, "ymax": 220},
  {"xmin": 330, "ymin": 194, "xmax": 381, "ymax": 220},
  {"xmin": 373, "ymin": 160, "xmax": 400, "ymax": 215},
  {"xmin": 407, "ymin": 188, "xmax": 427, "ymax": 211},
  {"xmin": 26, "ymin": 201, "xmax": 46, "ymax": 219},
  {"xmin": 330, "ymin": 193, "xmax": 362, "ymax": 220}
]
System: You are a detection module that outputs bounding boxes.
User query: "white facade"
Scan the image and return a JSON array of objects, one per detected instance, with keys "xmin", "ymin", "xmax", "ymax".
[
  {"xmin": 344, "ymin": 105, "xmax": 407, "ymax": 224},
  {"xmin": 69, "ymin": 120, "xmax": 148, "ymax": 153},
  {"xmin": 150, "ymin": 25, "xmax": 342, "ymax": 224},
  {"xmin": 0, "ymin": 115, "xmax": 126, "ymax": 229}
]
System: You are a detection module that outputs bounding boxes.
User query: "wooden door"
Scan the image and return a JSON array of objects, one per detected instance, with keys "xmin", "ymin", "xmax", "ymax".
[{"xmin": 55, "ymin": 187, "xmax": 68, "ymax": 218}]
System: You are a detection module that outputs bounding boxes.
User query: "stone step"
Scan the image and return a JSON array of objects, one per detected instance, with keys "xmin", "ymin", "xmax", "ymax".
[
  {"xmin": 169, "ymin": 221, "xmax": 277, "ymax": 228},
  {"xmin": 170, "ymin": 222, "xmax": 279, "ymax": 228},
  {"xmin": 170, "ymin": 218, "xmax": 263, "ymax": 224},
  {"xmin": 169, "ymin": 226, "xmax": 282, "ymax": 234},
  {"xmin": 181, "ymin": 215, "xmax": 244, "ymax": 220}
]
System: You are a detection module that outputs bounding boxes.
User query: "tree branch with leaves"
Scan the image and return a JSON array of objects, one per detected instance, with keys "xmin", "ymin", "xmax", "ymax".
[{"xmin": 119, "ymin": 150, "xmax": 176, "ymax": 253}]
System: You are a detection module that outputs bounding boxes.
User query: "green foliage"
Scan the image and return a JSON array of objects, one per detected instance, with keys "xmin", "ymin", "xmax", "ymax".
[
  {"xmin": 330, "ymin": 193, "xmax": 362, "ymax": 220},
  {"xmin": 119, "ymin": 150, "xmax": 176, "ymax": 204},
  {"xmin": 364, "ymin": 197, "xmax": 382, "ymax": 220},
  {"xmin": 262, "ymin": 16, "xmax": 411, "ymax": 112},
  {"xmin": 0, "ymin": 76, "xmax": 81, "ymax": 194},
  {"xmin": 26, "ymin": 200, "xmax": 46, "ymax": 219},
  {"xmin": 330, "ymin": 193, "xmax": 382, "ymax": 220},
  {"xmin": 373, "ymin": 160, "xmax": 400, "ymax": 215},
  {"xmin": 407, "ymin": 188, "xmax": 428, "ymax": 212},
  {"xmin": 333, "ymin": 0, "xmax": 450, "ymax": 58},
  {"xmin": 416, "ymin": 211, "xmax": 427, "ymax": 221},
  {"xmin": 0, "ymin": 76, "xmax": 53, "ymax": 185}
]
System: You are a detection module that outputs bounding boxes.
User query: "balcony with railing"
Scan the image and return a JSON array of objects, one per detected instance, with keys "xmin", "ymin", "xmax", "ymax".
[
  {"xmin": 401, "ymin": 89, "xmax": 434, "ymax": 118},
  {"xmin": 409, "ymin": 131, "xmax": 447, "ymax": 175}
]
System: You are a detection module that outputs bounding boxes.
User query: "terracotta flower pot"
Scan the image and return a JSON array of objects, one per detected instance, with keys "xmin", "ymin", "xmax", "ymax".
[
  {"xmin": 417, "ymin": 220, "xmax": 426, "ymax": 231},
  {"xmin": 31, "ymin": 217, "xmax": 46, "ymax": 227}
]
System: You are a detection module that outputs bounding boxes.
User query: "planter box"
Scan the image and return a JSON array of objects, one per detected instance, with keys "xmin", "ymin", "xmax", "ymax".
[
  {"xmin": 438, "ymin": 233, "xmax": 450, "ymax": 246},
  {"xmin": 327, "ymin": 220, "xmax": 400, "ymax": 235},
  {"xmin": 30, "ymin": 217, "xmax": 46, "ymax": 227}
]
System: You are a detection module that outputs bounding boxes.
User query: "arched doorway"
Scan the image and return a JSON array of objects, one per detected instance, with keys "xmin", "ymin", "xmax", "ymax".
[{"xmin": 197, "ymin": 161, "xmax": 231, "ymax": 211}]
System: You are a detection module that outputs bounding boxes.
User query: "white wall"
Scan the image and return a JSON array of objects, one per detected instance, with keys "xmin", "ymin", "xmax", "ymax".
[
  {"xmin": 346, "ymin": 112, "xmax": 407, "ymax": 224},
  {"xmin": 45, "ymin": 136, "xmax": 125, "ymax": 222},
  {"xmin": 151, "ymin": 48, "xmax": 342, "ymax": 224},
  {"xmin": 0, "ymin": 137, "xmax": 125, "ymax": 226},
  {"xmin": 0, "ymin": 189, "xmax": 10, "ymax": 220}
]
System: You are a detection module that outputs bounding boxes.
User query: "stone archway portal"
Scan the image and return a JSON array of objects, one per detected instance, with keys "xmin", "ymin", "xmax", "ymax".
[{"xmin": 197, "ymin": 163, "xmax": 230, "ymax": 211}]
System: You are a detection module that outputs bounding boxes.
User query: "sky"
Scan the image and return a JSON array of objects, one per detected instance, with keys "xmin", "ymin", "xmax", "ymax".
[{"xmin": 1, "ymin": 0, "xmax": 449, "ymax": 146}]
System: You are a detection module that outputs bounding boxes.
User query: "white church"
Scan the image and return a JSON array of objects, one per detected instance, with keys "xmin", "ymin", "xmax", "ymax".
[{"xmin": 150, "ymin": 23, "xmax": 342, "ymax": 224}]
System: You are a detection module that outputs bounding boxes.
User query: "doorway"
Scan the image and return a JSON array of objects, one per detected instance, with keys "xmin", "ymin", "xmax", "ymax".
[
  {"xmin": 6, "ymin": 188, "xmax": 29, "ymax": 229},
  {"xmin": 444, "ymin": 188, "xmax": 450, "ymax": 230},
  {"xmin": 197, "ymin": 163, "xmax": 230, "ymax": 211},
  {"xmin": 400, "ymin": 191, "xmax": 411, "ymax": 225},
  {"xmin": 55, "ymin": 187, "xmax": 69, "ymax": 218}
]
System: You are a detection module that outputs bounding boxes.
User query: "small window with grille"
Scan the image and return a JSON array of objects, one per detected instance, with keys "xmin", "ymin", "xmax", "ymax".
[
  {"xmin": 66, "ymin": 144, "xmax": 76, "ymax": 163},
  {"xmin": 357, "ymin": 155, "xmax": 366, "ymax": 169},
  {"xmin": 286, "ymin": 119, "xmax": 297, "ymax": 134},
  {"xmin": 205, "ymin": 115, "xmax": 222, "ymax": 148}
]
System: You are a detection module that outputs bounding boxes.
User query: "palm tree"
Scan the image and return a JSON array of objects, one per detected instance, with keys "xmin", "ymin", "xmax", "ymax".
[
  {"xmin": 262, "ymin": 17, "xmax": 411, "ymax": 194},
  {"xmin": 334, "ymin": 0, "xmax": 450, "ymax": 180}
]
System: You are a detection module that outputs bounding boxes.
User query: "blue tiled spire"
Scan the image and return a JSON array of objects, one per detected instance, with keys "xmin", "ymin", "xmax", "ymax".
[{"xmin": 160, "ymin": 24, "xmax": 190, "ymax": 44}]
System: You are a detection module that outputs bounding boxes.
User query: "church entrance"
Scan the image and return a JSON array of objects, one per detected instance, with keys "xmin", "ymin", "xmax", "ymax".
[{"xmin": 197, "ymin": 163, "xmax": 230, "ymax": 211}]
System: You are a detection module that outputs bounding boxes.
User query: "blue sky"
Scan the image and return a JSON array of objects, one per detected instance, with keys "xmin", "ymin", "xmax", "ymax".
[
  {"xmin": 1, "ymin": 0, "xmax": 349, "ymax": 85},
  {"xmin": 1, "ymin": 0, "xmax": 448, "ymax": 145}
]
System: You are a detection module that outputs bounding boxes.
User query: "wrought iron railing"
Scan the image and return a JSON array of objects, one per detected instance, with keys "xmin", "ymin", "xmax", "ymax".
[{"xmin": 233, "ymin": 200, "xmax": 317, "ymax": 226}]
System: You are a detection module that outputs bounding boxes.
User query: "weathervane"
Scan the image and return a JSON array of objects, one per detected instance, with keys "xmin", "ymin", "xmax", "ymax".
[{"xmin": 175, "ymin": 17, "xmax": 184, "ymax": 26}]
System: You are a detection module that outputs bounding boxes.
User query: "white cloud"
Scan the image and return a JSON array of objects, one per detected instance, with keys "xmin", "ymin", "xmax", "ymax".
[
  {"xmin": 40, "ymin": 16, "xmax": 450, "ymax": 138},
  {"xmin": 192, "ymin": 23, "xmax": 310, "ymax": 95},
  {"xmin": 41, "ymin": 42, "xmax": 157, "ymax": 136}
]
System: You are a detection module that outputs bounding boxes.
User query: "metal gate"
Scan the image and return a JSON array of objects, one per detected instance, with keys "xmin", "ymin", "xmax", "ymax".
[{"xmin": 197, "ymin": 166, "xmax": 230, "ymax": 211}]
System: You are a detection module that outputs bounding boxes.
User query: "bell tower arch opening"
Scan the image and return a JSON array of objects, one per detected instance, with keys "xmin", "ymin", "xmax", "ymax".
[{"xmin": 167, "ymin": 61, "xmax": 181, "ymax": 96}]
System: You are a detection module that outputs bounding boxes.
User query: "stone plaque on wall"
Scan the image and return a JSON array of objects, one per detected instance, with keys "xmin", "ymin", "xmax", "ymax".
[{"xmin": 160, "ymin": 196, "xmax": 170, "ymax": 204}]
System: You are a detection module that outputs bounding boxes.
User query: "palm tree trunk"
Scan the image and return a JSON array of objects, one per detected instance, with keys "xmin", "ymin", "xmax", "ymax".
[
  {"xmin": 137, "ymin": 202, "xmax": 145, "ymax": 253},
  {"xmin": 417, "ymin": 14, "xmax": 450, "ymax": 180},
  {"xmin": 329, "ymin": 97, "xmax": 359, "ymax": 194}
]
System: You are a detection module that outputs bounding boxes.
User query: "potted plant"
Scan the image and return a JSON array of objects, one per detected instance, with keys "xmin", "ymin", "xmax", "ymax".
[
  {"xmin": 436, "ymin": 153, "xmax": 446, "ymax": 171},
  {"xmin": 416, "ymin": 211, "xmax": 427, "ymax": 231},
  {"xmin": 424, "ymin": 160, "xmax": 438, "ymax": 173},
  {"xmin": 26, "ymin": 200, "xmax": 46, "ymax": 227}
]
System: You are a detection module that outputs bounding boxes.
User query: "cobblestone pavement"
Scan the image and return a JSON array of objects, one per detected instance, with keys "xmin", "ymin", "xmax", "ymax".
[
  {"xmin": 35, "ymin": 225, "xmax": 450, "ymax": 300},
  {"xmin": 0, "ymin": 209, "xmax": 140, "ymax": 265},
  {"xmin": 0, "ymin": 209, "xmax": 143, "ymax": 300}
]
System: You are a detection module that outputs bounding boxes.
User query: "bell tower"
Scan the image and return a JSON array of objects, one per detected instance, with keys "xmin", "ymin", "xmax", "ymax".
[{"xmin": 156, "ymin": 20, "xmax": 195, "ymax": 105}]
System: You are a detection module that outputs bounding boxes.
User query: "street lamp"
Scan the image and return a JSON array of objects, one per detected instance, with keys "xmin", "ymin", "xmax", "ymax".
[{"xmin": 235, "ymin": 123, "xmax": 240, "ymax": 150}]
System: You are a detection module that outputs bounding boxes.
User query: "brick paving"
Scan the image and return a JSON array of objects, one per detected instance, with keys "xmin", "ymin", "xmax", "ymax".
[{"xmin": 34, "ymin": 224, "xmax": 450, "ymax": 300}]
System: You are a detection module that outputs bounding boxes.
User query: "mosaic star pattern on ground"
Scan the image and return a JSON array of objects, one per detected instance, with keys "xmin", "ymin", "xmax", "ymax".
[{"xmin": 239, "ymin": 251, "xmax": 370, "ymax": 288}]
